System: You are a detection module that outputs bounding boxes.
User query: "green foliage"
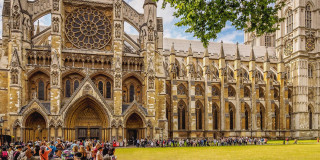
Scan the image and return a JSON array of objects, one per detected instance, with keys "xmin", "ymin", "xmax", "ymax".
[{"xmin": 156, "ymin": 0, "xmax": 285, "ymax": 47}]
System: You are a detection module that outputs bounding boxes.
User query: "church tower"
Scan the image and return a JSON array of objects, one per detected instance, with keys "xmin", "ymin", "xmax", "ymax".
[{"xmin": 276, "ymin": 0, "xmax": 319, "ymax": 138}]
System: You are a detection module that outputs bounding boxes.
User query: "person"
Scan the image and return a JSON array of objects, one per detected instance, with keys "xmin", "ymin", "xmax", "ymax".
[
  {"xmin": 34, "ymin": 145, "xmax": 40, "ymax": 156},
  {"xmin": 48, "ymin": 141, "xmax": 56, "ymax": 160},
  {"xmin": 102, "ymin": 144, "xmax": 109, "ymax": 156},
  {"xmin": 40, "ymin": 145, "xmax": 52, "ymax": 160},
  {"xmin": 25, "ymin": 143, "xmax": 35, "ymax": 160},
  {"xmin": 1, "ymin": 147, "xmax": 8, "ymax": 160},
  {"xmin": 95, "ymin": 147, "xmax": 103, "ymax": 160},
  {"xmin": 86, "ymin": 145, "xmax": 92, "ymax": 160},
  {"xmin": 73, "ymin": 145, "xmax": 82, "ymax": 160},
  {"xmin": 79, "ymin": 145, "xmax": 87, "ymax": 160},
  {"xmin": 13, "ymin": 145, "xmax": 22, "ymax": 160},
  {"xmin": 55, "ymin": 138, "xmax": 64, "ymax": 158}
]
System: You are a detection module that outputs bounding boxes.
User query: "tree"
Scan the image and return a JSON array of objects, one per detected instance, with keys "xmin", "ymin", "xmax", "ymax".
[{"xmin": 157, "ymin": 0, "xmax": 285, "ymax": 47}]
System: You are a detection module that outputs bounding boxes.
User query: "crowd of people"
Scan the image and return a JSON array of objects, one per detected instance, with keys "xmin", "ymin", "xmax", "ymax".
[
  {"xmin": 128, "ymin": 137, "xmax": 269, "ymax": 147},
  {"xmin": 0, "ymin": 138, "xmax": 116, "ymax": 160},
  {"xmin": 0, "ymin": 136, "xmax": 298, "ymax": 160}
]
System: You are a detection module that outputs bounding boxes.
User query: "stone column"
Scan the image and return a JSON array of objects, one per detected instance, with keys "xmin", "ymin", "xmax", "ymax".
[
  {"xmin": 203, "ymin": 49, "xmax": 213, "ymax": 134},
  {"xmin": 113, "ymin": 0, "xmax": 124, "ymax": 116}
]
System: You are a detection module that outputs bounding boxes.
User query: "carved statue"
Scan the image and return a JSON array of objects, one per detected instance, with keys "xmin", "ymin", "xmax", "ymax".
[
  {"xmin": 52, "ymin": 17, "xmax": 60, "ymax": 33},
  {"xmin": 115, "ymin": 0, "xmax": 122, "ymax": 19},
  {"xmin": 115, "ymin": 23, "xmax": 121, "ymax": 39},
  {"xmin": 53, "ymin": 0, "xmax": 60, "ymax": 11},
  {"xmin": 51, "ymin": 71, "xmax": 59, "ymax": 86},
  {"xmin": 12, "ymin": 5, "xmax": 21, "ymax": 30}
]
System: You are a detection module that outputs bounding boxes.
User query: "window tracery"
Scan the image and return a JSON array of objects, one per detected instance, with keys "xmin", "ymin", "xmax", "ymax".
[
  {"xmin": 65, "ymin": 7, "xmax": 112, "ymax": 50},
  {"xmin": 306, "ymin": 5, "xmax": 312, "ymax": 29},
  {"xmin": 212, "ymin": 86, "xmax": 220, "ymax": 97},
  {"xmin": 177, "ymin": 84, "xmax": 187, "ymax": 95},
  {"xmin": 287, "ymin": 10, "xmax": 293, "ymax": 33},
  {"xmin": 228, "ymin": 86, "xmax": 236, "ymax": 97}
]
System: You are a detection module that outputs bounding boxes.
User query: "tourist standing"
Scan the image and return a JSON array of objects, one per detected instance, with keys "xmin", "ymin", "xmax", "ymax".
[
  {"xmin": 95, "ymin": 147, "xmax": 103, "ymax": 160},
  {"xmin": 25, "ymin": 143, "xmax": 35, "ymax": 160},
  {"xmin": 39, "ymin": 145, "xmax": 52, "ymax": 160}
]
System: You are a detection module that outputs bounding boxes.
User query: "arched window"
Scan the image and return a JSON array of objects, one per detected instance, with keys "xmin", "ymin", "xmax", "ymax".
[
  {"xmin": 129, "ymin": 84, "xmax": 135, "ymax": 102},
  {"xmin": 287, "ymin": 10, "xmax": 293, "ymax": 33},
  {"xmin": 229, "ymin": 105, "xmax": 234, "ymax": 130},
  {"xmin": 178, "ymin": 101, "xmax": 186, "ymax": 130},
  {"xmin": 245, "ymin": 108, "xmax": 249, "ymax": 130},
  {"xmin": 228, "ymin": 86, "xmax": 236, "ymax": 97},
  {"xmin": 274, "ymin": 88, "xmax": 279, "ymax": 100},
  {"xmin": 177, "ymin": 84, "xmax": 187, "ymax": 95},
  {"xmin": 213, "ymin": 104, "xmax": 219, "ymax": 130},
  {"xmin": 98, "ymin": 81, "xmax": 103, "ymax": 95},
  {"xmin": 308, "ymin": 65, "xmax": 313, "ymax": 78},
  {"xmin": 74, "ymin": 80, "xmax": 79, "ymax": 92},
  {"xmin": 196, "ymin": 101, "xmax": 203, "ymax": 130},
  {"xmin": 38, "ymin": 80, "xmax": 45, "ymax": 100},
  {"xmin": 309, "ymin": 106, "xmax": 313, "ymax": 129},
  {"xmin": 106, "ymin": 82, "xmax": 111, "ymax": 98},
  {"xmin": 306, "ymin": 5, "xmax": 312, "ymax": 29},
  {"xmin": 212, "ymin": 86, "xmax": 220, "ymax": 96},
  {"xmin": 259, "ymin": 87, "xmax": 265, "ymax": 98},
  {"xmin": 274, "ymin": 106, "xmax": 279, "ymax": 130},
  {"xmin": 244, "ymin": 86, "xmax": 250, "ymax": 98},
  {"xmin": 66, "ymin": 80, "xmax": 71, "ymax": 97},
  {"xmin": 195, "ymin": 85, "xmax": 203, "ymax": 96}
]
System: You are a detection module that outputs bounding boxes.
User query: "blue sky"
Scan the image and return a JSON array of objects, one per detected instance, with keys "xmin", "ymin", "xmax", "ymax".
[{"xmin": 0, "ymin": 0, "xmax": 244, "ymax": 44}]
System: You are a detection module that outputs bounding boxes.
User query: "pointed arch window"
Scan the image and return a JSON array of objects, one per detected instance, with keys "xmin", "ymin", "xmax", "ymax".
[
  {"xmin": 244, "ymin": 86, "xmax": 251, "ymax": 98},
  {"xmin": 195, "ymin": 85, "xmax": 203, "ymax": 96},
  {"xmin": 287, "ymin": 10, "xmax": 293, "ymax": 33},
  {"xmin": 74, "ymin": 80, "xmax": 79, "ymax": 92},
  {"xmin": 308, "ymin": 65, "xmax": 313, "ymax": 78},
  {"xmin": 129, "ymin": 84, "xmax": 135, "ymax": 102},
  {"xmin": 178, "ymin": 101, "xmax": 186, "ymax": 130},
  {"xmin": 38, "ymin": 80, "xmax": 45, "ymax": 100},
  {"xmin": 177, "ymin": 84, "xmax": 187, "ymax": 95},
  {"xmin": 309, "ymin": 106, "xmax": 313, "ymax": 129},
  {"xmin": 213, "ymin": 104, "xmax": 219, "ymax": 130},
  {"xmin": 245, "ymin": 109, "xmax": 249, "ymax": 130},
  {"xmin": 212, "ymin": 86, "xmax": 220, "ymax": 96},
  {"xmin": 306, "ymin": 5, "xmax": 312, "ymax": 29},
  {"xmin": 228, "ymin": 86, "xmax": 236, "ymax": 97},
  {"xmin": 196, "ymin": 101, "xmax": 203, "ymax": 130},
  {"xmin": 229, "ymin": 105, "xmax": 234, "ymax": 130},
  {"xmin": 98, "ymin": 81, "xmax": 104, "ymax": 95},
  {"xmin": 265, "ymin": 35, "xmax": 272, "ymax": 47},
  {"xmin": 66, "ymin": 80, "xmax": 71, "ymax": 97},
  {"xmin": 106, "ymin": 82, "xmax": 111, "ymax": 98}
]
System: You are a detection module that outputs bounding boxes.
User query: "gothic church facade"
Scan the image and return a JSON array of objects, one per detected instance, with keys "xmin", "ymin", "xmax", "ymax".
[{"xmin": 0, "ymin": 0, "xmax": 318, "ymax": 142}]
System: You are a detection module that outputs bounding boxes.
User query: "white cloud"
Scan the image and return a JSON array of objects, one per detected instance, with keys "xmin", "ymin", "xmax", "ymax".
[{"xmin": 216, "ymin": 31, "xmax": 244, "ymax": 43}]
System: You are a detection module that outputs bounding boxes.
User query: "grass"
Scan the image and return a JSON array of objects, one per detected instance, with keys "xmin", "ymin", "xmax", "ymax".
[{"xmin": 115, "ymin": 142, "xmax": 320, "ymax": 160}]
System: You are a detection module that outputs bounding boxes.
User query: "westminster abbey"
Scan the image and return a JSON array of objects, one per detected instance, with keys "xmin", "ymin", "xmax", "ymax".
[{"xmin": 0, "ymin": 0, "xmax": 318, "ymax": 143}]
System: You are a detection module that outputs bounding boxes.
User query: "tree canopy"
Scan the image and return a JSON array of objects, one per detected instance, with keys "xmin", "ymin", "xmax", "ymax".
[{"xmin": 157, "ymin": 0, "xmax": 285, "ymax": 47}]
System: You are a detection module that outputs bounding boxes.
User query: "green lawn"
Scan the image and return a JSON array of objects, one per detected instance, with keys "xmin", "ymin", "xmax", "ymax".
[{"xmin": 115, "ymin": 143, "xmax": 320, "ymax": 160}]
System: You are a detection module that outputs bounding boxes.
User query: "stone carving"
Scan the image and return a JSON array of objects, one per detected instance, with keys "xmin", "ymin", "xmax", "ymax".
[
  {"xmin": 148, "ymin": 19, "xmax": 154, "ymax": 41},
  {"xmin": 51, "ymin": 71, "xmax": 59, "ymax": 86},
  {"xmin": 115, "ymin": 73, "xmax": 122, "ymax": 88},
  {"xmin": 284, "ymin": 39, "xmax": 293, "ymax": 56},
  {"xmin": 12, "ymin": 5, "xmax": 21, "ymax": 30},
  {"xmin": 52, "ymin": 17, "xmax": 60, "ymax": 33},
  {"xmin": 115, "ymin": 0, "xmax": 122, "ymax": 19},
  {"xmin": 53, "ymin": 0, "xmax": 60, "ymax": 11},
  {"xmin": 115, "ymin": 23, "xmax": 121, "ymax": 39},
  {"xmin": 148, "ymin": 76, "xmax": 155, "ymax": 90},
  {"xmin": 306, "ymin": 32, "xmax": 315, "ymax": 52},
  {"xmin": 10, "ymin": 69, "xmax": 19, "ymax": 84}
]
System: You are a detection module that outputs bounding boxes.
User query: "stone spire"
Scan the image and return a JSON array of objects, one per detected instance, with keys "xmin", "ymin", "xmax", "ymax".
[
  {"xmin": 235, "ymin": 42, "xmax": 241, "ymax": 60},
  {"xmin": 188, "ymin": 43, "xmax": 193, "ymax": 56},
  {"xmin": 249, "ymin": 44, "xmax": 255, "ymax": 61},
  {"xmin": 36, "ymin": 20, "xmax": 40, "ymax": 34},
  {"xmin": 170, "ymin": 42, "xmax": 175, "ymax": 55},
  {"xmin": 219, "ymin": 41, "xmax": 225, "ymax": 59},
  {"xmin": 264, "ymin": 47, "xmax": 270, "ymax": 62}
]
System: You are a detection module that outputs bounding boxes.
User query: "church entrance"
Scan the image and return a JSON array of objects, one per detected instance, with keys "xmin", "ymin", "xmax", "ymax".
[
  {"xmin": 65, "ymin": 97, "xmax": 109, "ymax": 141},
  {"xmin": 24, "ymin": 112, "xmax": 47, "ymax": 142},
  {"xmin": 125, "ymin": 113, "xmax": 144, "ymax": 145}
]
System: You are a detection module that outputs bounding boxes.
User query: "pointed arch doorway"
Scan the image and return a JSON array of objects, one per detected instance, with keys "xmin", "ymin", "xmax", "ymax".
[
  {"xmin": 24, "ymin": 112, "xmax": 47, "ymax": 142},
  {"xmin": 65, "ymin": 97, "xmax": 109, "ymax": 141},
  {"xmin": 125, "ymin": 113, "xmax": 144, "ymax": 145}
]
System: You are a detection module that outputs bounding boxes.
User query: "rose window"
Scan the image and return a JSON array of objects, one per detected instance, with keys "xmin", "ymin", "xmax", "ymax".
[{"xmin": 65, "ymin": 7, "xmax": 112, "ymax": 50}]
